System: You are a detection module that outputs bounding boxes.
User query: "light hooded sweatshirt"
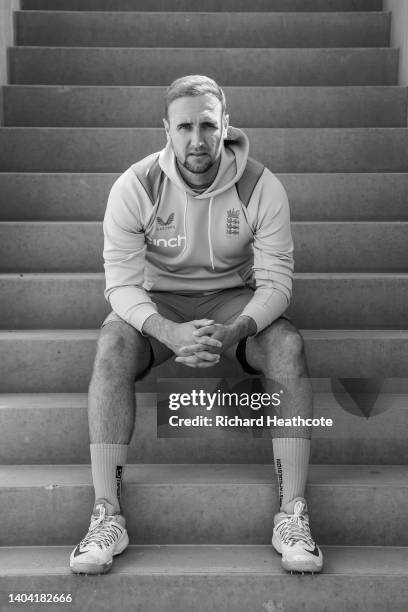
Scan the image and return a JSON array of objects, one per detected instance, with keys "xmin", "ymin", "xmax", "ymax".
[{"xmin": 103, "ymin": 127, "xmax": 294, "ymax": 334}]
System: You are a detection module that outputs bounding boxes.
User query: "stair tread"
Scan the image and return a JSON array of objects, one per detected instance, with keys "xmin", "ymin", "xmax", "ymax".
[
  {"xmin": 15, "ymin": 11, "xmax": 390, "ymax": 49},
  {"xmin": 20, "ymin": 0, "xmax": 384, "ymax": 12},
  {"xmin": 5, "ymin": 126, "xmax": 408, "ymax": 131},
  {"xmin": 2, "ymin": 219, "xmax": 407, "ymax": 223},
  {"xmin": 1, "ymin": 545, "xmax": 408, "ymax": 577},
  {"xmin": 6, "ymin": 85, "xmax": 406, "ymax": 128},
  {"xmin": 1, "ymin": 220, "xmax": 407, "ymax": 225},
  {"xmin": 3, "ymin": 171, "xmax": 408, "ymax": 175},
  {"xmin": 11, "ymin": 45, "xmax": 395, "ymax": 49},
  {"xmin": 1, "ymin": 329, "xmax": 406, "ymax": 338},
  {"xmin": 10, "ymin": 47, "xmax": 397, "ymax": 87},
  {"xmin": 3, "ymin": 128, "xmax": 408, "ymax": 173},
  {"xmin": 15, "ymin": 10, "xmax": 389, "ymax": 13},
  {"xmin": 3, "ymin": 271, "xmax": 408, "ymax": 278},
  {"xmin": 7, "ymin": 84, "xmax": 404, "ymax": 89},
  {"xmin": 1, "ymin": 464, "xmax": 407, "ymax": 488}
]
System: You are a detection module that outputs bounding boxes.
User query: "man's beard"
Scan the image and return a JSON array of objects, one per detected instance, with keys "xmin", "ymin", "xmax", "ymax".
[{"xmin": 181, "ymin": 153, "xmax": 215, "ymax": 174}]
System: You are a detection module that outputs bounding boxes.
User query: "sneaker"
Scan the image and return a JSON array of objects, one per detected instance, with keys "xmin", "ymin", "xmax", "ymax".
[
  {"xmin": 272, "ymin": 497, "xmax": 323, "ymax": 574},
  {"xmin": 70, "ymin": 499, "xmax": 129, "ymax": 575}
]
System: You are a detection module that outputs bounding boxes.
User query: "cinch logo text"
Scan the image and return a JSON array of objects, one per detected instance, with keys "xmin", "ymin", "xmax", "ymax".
[{"xmin": 147, "ymin": 235, "xmax": 186, "ymax": 248}]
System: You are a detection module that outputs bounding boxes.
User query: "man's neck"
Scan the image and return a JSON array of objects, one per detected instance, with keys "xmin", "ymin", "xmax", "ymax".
[{"xmin": 176, "ymin": 157, "xmax": 221, "ymax": 190}]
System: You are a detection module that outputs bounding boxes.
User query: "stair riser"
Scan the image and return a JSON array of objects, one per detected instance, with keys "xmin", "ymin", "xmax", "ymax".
[
  {"xmin": 2, "ymin": 128, "xmax": 408, "ymax": 173},
  {"xmin": 1, "ymin": 395, "xmax": 407, "ymax": 465},
  {"xmin": 20, "ymin": 0, "xmax": 385, "ymax": 12},
  {"xmin": 15, "ymin": 12, "xmax": 390, "ymax": 48},
  {"xmin": 1, "ymin": 275, "xmax": 407, "ymax": 328},
  {"xmin": 0, "ymin": 333, "xmax": 406, "ymax": 392},
  {"xmin": 3, "ymin": 573, "xmax": 408, "ymax": 612},
  {"xmin": 5, "ymin": 86, "xmax": 406, "ymax": 128},
  {"xmin": 2, "ymin": 173, "xmax": 408, "ymax": 221},
  {"xmin": 9, "ymin": 48, "xmax": 398, "ymax": 86},
  {"xmin": 1, "ymin": 480, "xmax": 406, "ymax": 545},
  {"xmin": 0, "ymin": 223, "xmax": 405, "ymax": 272}
]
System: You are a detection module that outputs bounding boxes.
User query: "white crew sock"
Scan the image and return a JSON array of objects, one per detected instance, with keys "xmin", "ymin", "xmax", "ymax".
[
  {"xmin": 272, "ymin": 437, "xmax": 310, "ymax": 510},
  {"xmin": 90, "ymin": 443, "xmax": 128, "ymax": 514}
]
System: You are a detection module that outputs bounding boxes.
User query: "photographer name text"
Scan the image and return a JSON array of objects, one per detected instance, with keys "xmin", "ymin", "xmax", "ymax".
[{"xmin": 168, "ymin": 415, "xmax": 333, "ymax": 428}]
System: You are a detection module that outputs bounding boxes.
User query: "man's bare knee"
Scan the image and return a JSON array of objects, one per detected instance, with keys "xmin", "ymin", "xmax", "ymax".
[
  {"xmin": 271, "ymin": 322, "xmax": 305, "ymax": 361},
  {"xmin": 92, "ymin": 321, "xmax": 152, "ymax": 381},
  {"xmin": 248, "ymin": 320, "xmax": 306, "ymax": 375}
]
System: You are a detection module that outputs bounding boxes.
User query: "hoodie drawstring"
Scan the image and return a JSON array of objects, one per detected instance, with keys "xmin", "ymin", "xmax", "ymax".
[
  {"xmin": 208, "ymin": 197, "xmax": 215, "ymax": 270},
  {"xmin": 181, "ymin": 192, "xmax": 188, "ymax": 256}
]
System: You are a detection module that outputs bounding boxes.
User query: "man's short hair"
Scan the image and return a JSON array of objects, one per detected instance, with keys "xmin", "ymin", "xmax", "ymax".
[{"xmin": 165, "ymin": 75, "xmax": 226, "ymax": 119}]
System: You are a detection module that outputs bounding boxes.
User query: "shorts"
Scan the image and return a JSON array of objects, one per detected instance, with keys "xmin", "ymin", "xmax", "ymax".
[{"xmin": 102, "ymin": 286, "xmax": 290, "ymax": 375}]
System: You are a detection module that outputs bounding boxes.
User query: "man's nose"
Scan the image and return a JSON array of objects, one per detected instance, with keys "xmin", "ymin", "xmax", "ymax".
[{"xmin": 190, "ymin": 128, "xmax": 204, "ymax": 148}]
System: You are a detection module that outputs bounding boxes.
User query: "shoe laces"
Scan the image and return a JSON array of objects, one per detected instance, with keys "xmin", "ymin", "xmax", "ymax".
[
  {"xmin": 276, "ymin": 502, "xmax": 315, "ymax": 548},
  {"xmin": 80, "ymin": 505, "xmax": 123, "ymax": 550}
]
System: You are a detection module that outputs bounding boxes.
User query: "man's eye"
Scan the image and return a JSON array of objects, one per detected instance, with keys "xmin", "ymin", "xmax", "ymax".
[{"xmin": 178, "ymin": 124, "xmax": 191, "ymax": 130}]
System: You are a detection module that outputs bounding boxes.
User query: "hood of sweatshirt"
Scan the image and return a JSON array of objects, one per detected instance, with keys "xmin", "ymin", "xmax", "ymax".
[{"xmin": 157, "ymin": 126, "xmax": 250, "ymax": 199}]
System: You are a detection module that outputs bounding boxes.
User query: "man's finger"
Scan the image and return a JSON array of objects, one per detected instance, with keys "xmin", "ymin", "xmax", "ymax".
[
  {"xmin": 193, "ymin": 319, "xmax": 214, "ymax": 328},
  {"xmin": 193, "ymin": 325, "xmax": 217, "ymax": 337},
  {"xmin": 175, "ymin": 356, "xmax": 218, "ymax": 369},
  {"xmin": 190, "ymin": 335, "xmax": 222, "ymax": 348},
  {"xmin": 178, "ymin": 343, "xmax": 211, "ymax": 355},
  {"xmin": 178, "ymin": 339, "xmax": 221, "ymax": 353},
  {"xmin": 175, "ymin": 355, "xmax": 199, "ymax": 366},
  {"xmin": 177, "ymin": 351, "xmax": 220, "ymax": 363},
  {"xmin": 193, "ymin": 351, "xmax": 220, "ymax": 362},
  {"xmin": 176, "ymin": 352, "xmax": 220, "ymax": 364}
]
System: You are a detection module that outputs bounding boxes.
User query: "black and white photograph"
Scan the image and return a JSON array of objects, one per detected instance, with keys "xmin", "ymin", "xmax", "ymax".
[{"xmin": 0, "ymin": 0, "xmax": 407, "ymax": 610}]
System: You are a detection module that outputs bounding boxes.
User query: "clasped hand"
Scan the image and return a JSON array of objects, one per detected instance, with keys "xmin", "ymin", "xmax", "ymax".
[{"xmin": 168, "ymin": 319, "xmax": 235, "ymax": 369}]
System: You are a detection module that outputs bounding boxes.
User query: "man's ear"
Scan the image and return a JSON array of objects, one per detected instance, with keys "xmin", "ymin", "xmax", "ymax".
[
  {"xmin": 223, "ymin": 114, "xmax": 229, "ymax": 139},
  {"xmin": 163, "ymin": 117, "xmax": 170, "ymax": 140}
]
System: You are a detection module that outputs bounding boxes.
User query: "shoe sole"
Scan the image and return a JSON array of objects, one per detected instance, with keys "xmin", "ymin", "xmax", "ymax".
[
  {"xmin": 272, "ymin": 534, "xmax": 323, "ymax": 574},
  {"xmin": 70, "ymin": 529, "xmax": 129, "ymax": 575},
  {"xmin": 281, "ymin": 557, "xmax": 323, "ymax": 574}
]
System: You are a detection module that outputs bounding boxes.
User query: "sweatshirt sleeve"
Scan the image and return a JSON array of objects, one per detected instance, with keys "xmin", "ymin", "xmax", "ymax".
[
  {"xmin": 103, "ymin": 172, "xmax": 158, "ymax": 332},
  {"xmin": 239, "ymin": 169, "xmax": 294, "ymax": 332}
]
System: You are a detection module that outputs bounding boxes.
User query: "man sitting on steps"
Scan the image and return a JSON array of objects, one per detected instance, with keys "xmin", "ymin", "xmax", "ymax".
[{"xmin": 70, "ymin": 74, "xmax": 323, "ymax": 576}]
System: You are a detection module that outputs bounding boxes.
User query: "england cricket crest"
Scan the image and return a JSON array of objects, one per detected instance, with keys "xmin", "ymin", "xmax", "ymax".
[{"xmin": 226, "ymin": 208, "xmax": 240, "ymax": 237}]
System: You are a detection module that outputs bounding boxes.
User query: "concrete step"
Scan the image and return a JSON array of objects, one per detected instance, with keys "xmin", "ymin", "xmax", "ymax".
[
  {"xmin": 5, "ymin": 86, "xmax": 407, "ymax": 128},
  {"xmin": 1, "ymin": 273, "xmax": 407, "ymax": 329},
  {"xmin": 0, "ymin": 222, "xmax": 406, "ymax": 273},
  {"xmin": 2, "ymin": 546, "xmax": 407, "ymax": 612},
  {"xmin": 9, "ymin": 47, "xmax": 398, "ymax": 86},
  {"xmin": 2, "ymin": 173, "xmax": 408, "ymax": 221},
  {"xmin": 1, "ymin": 390, "xmax": 407, "ymax": 465},
  {"xmin": 20, "ymin": 0, "xmax": 384, "ymax": 12},
  {"xmin": 0, "ymin": 464, "xmax": 407, "ymax": 545},
  {"xmin": 0, "ymin": 330, "xmax": 406, "ymax": 392},
  {"xmin": 2, "ymin": 128, "xmax": 408, "ymax": 173},
  {"xmin": 15, "ymin": 11, "xmax": 390, "ymax": 48}
]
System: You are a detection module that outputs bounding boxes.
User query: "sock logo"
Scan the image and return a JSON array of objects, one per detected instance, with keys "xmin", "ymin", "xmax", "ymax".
[
  {"xmin": 275, "ymin": 458, "xmax": 283, "ymax": 507},
  {"xmin": 116, "ymin": 466, "xmax": 123, "ymax": 502}
]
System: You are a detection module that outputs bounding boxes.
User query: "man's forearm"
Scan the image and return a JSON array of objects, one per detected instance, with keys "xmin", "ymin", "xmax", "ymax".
[
  {"xmin": 142, "ymin": 313, "xmax": 175, "ymax": 345},
  {"xmin": 226, "ymin": 315, "xmax": 257, "ymax": 344},
  {"xmin": 240, "ymin": 288, "xmax": 289, "ymax": 334}
]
